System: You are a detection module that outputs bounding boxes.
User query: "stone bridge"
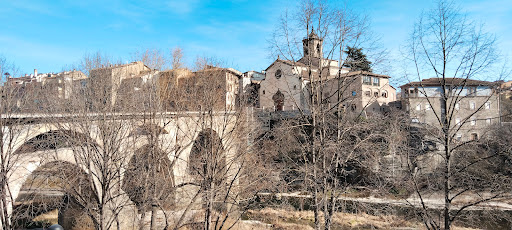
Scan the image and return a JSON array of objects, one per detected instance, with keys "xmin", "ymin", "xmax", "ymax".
[{"xmin": 3, "ymin": 111, "xmax": 246, "ymax": 229}]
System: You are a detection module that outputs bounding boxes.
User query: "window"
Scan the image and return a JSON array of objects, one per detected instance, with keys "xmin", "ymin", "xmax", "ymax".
[
  {"xmin": 470, "ymin": 133, "xmax": 478, "ymax": 141},
  {"xmin": 382, "ymin": 91, "xmax": 388, "ymax": 98},
  {"xmin": 351, "ymin": 104, "xmax": 357, "ymax": 111},
  {"xmin": 425, "ymin": 103, "xmax": 431, "ymax": 110},
  {"xmin": 485, "ymin": 102, "xmax": 490, "ymax": 110},
  {"xmin": 416, "ymin": 104, "xmax": 421, "ymax": 111},
  {"xmin": 456, "ymin": 133, "xmax": 462, "ymax": 141},
  {"xmin": 363, "ymin": 76, "xmax": 371, "ymax": 85},
  {"xmin": 262, "ymin": 90, "xmax": 265, "ymax": 95},
  {"xmin": 352, "ymin": 91, "xmax": 357, "ymax": 96},
  {"xmin": 469, "ymin": 101, "xmax": 475, "ymax": 110},
  {"xmin": 486, "ymin": 118, "xmax": 491, "ymax": 125},
  {"xmin": 455, "ymin": 117, "xmax": 461, "ymax": 126},
  {"xmin": 275, "ymin": 69, "xmax": 282, "ymax": 79},
  {"xmin": 365, "ymin": 91, "xmax": 371, "ymax": 97},
  {"xmin": 471, "ymin": 117, "xmax": 476, "ymax": 126},
  {"xmin": 294, "ymin": 85, "xmax": 297, "ymax": 90},
  {"xmin": 374, "ymin": 92, "xmax": 379, "ymax": 97},
  {"xmin": 409, "ymin": 88, "xmax": 418, "ymax": 97},
  {"xmin": 468, "ymin": 87, "xmax": 477, "ymax": 95},
  {"xmin": 373, "ymin": 77, "xmax": 380, "ymax": 86},
  {"xmin": 455, "ymin": 103, "xmax": 460, "ymax": 110}
]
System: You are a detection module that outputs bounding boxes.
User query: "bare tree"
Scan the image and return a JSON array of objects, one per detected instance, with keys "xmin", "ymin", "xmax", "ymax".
[
  {"xmin": 116, "ymin": 53, "xmax": 272, "ymax": 230},
  {"xmin": 131, "ymin": 49, "xmax": 169, "ymax": 71},
  {"xmin": 39, "ymin": 56, "xmax": 144, "ymax": 230},
  {"xmin": 0, "ymin": 55, "xmax": 38, "ymax": 230},
  {"xmin": 401, "ymin": 1, "xmax": 511, "ymax": 229},
  {"xmin": 169, "ymin": 59, "xmax": 269, "ymax": 230},
  {"xmin": 171, "ymin": 47, "xmax": 184, "ymax": 70},
  {"xmin": 78, "ymin": 52, "xmax": 113, "ymax": 76},
  {"xmin": 267, "ymin": 1, "xmax": 393, "ymax": 229}
]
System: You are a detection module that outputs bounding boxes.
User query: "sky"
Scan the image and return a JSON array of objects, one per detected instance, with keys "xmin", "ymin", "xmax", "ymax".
[{"xmin": 1, "ymin": 0, "xmax": 511, "ymax": 80}]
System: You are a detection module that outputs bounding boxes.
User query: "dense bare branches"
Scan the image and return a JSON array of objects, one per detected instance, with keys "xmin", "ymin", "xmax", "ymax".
[
  {"xmin": 0, "ymin": 56, "xmax": 35, "ymax": 230},
  {"xmin": 267, "ymin": 2, "xmax": 394, "ymax": 230},
  {"xmin": 131, "ymin": 49, "xmax": 168, "ymax": 71},
  {"xmin": 401, "ymin": 1, "xmax": 510, "ymax": 229}
]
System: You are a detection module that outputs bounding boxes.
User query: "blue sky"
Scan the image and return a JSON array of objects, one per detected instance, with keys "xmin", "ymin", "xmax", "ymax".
[{"xmin": 1, "ymin": 0, "xmax": 511, "ymax": 79}]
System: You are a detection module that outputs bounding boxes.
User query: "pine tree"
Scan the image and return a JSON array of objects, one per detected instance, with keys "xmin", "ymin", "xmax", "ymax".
[{"xmin": 343, "ymin": 46, "xmax": 372, "ymax": 72}]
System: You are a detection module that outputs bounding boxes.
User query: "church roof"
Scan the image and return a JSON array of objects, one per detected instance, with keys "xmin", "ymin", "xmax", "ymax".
[{"xmin": 265, "ymin": 58, "xmax": 306, "ymax": 71}]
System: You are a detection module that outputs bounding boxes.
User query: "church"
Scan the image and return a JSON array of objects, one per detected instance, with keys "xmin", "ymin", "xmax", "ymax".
[{"xmin": 258, "ymin": 29, "xmax": 396, "ymax": 115}]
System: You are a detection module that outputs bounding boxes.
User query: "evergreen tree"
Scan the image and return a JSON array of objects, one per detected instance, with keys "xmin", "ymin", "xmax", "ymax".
[{"xmin": 343, "ymin": 46, "xmax": 372, "ymax": 72}]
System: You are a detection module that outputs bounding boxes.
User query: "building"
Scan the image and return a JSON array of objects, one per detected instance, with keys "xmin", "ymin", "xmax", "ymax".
[
  {"xmin": 259, "ymin": 29, "xmax": 396, "ymax": 114},
  {"xmin": 89, "ymin": 61, "xmax": 152, "ymax": 106},
  {"xmin": 6, "ymin": 69, "xmax": 87, "ymax": 99},
  {"xmin": 240, "ymin": 71, "xmax": 265, "ymax": 108},
  {"xmin": 259, "ymin": 30, "xmax": 341, "ymax": 112},
  {"xmin": 400, "ymin": 78, "xmax": 500, "ymax": 141},
  {"xmin": 319, "ymin": 71, "xmax": 397, "ymax": 115},
  {"xmin": 156, "ymin": 66, "xmax": 242, "ymax": 111},
  {"xmin": 3, "ymin": 69, "xmax": 87, "ymax": 112}
]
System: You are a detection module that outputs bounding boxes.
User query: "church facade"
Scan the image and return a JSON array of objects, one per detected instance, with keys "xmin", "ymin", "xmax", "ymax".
[{"xmin": 259, "ymin": 29, "xmax": 396, "ymax": 115}]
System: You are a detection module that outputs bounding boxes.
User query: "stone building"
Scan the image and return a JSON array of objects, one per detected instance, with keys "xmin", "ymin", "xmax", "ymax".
[
  {"xmin": 499, "ymin": 80, "xmax": 512, "ymax": 122},
  {"xmin": 400, "ymin": 78, "xmax": 500, "ymax": 141},
  {"xmin": 240, "ymin": 71, "xmax": 264, "ymax": 108},
  {"xmin": 155, "ymin": 66, "xmax": 242, "ymax": 111},
  {"xmin": 259, "ymin": 29, "xmax": 396, "ymax": 114},
  {"xmin": 322, "ymin": 71, "xmax": 396, "ymax": 115},
  {"xmin": 3, "ymin": 69, "xmax": 87, "ymax": 112},
  {"xmin": 89, "ymin": 61, "xmax": 152, "ymax": 106}
]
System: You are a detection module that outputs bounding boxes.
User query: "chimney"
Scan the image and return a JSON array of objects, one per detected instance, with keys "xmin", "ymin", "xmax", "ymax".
[{"xmin": 34, "ymin": 69, "xmax": 38, "ymax": 77}]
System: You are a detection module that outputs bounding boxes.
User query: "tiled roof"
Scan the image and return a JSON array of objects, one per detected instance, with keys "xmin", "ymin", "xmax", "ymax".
[
  {"xmin": 340, "ymin": 71, "xmax": 390, "ymax": 79},
  {"xmin": 400, "ymin": 78, "xmax": 496, "ymax": 88},
  {"xmin": 195, "ymin": 66, "xmax": 242, "ymax": 76},
  {"xmin": 265, "ymin": 58, "xmax": 306, "ymax": 71}
]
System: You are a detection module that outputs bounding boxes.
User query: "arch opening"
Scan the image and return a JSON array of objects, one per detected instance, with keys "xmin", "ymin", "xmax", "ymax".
[
  {"xmin": 15, "ymin": 130, "xmax": 96, "ymax": 155},
  {"xmin": 123, "ymin": 144, "xmax": 176, "ymax": 213},
  {"xmin": 189, "ymin": 129, "xmax": 226, "ymax": 184},
  {"xmin": 13, "ymin": 161, "xmax": 96, "ymax": 230},
  {"xmin": 272, "ymin": 90, "xmax": 285, "ymax": 111},
  {"xmin": 188, "ymin": 129, "xmax": 228, "ymax": 213}
]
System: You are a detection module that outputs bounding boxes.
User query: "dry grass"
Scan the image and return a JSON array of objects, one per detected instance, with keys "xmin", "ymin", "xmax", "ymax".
[
  {"xmin": 245, "ymin": 208, "xmax": 414, "ymax": 229},
  {"xmin": 242, "ymin": 208, "xmax": 478, "ymax": 230},
  {"xmin": 32, "ymin": 209, "xmax": 58, "ymax": 224}
]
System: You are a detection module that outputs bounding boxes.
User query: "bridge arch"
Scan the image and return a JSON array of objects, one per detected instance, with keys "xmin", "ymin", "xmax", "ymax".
[
  {"xmin": 12, "ymin": 160, "xmax": 97, "ymax": 230},
  {"xmin": 11, "ymin": 124, "xmax": 99, "ymax": 156},
  {"xmin": 8, "ymin": 129, "xmax": 100, "ymax": 214},
  {"xmin": 188, "ymin": 128, "xmax": 227, "ymax": 186},
  {"xmin": 123, "ymin": 144, "xmax": 176, "ymax": 212}
]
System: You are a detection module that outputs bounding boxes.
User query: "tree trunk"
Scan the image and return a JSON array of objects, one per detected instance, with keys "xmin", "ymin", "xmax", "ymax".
[{"xmin": 150, "ymin": 204, "xmax": 157, "ymax": 230}]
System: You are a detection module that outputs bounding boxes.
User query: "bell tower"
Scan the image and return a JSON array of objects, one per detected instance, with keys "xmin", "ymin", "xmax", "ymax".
[{"xmin": 302, "ymin": 27, "xmax": 323, "ymax": 59}]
